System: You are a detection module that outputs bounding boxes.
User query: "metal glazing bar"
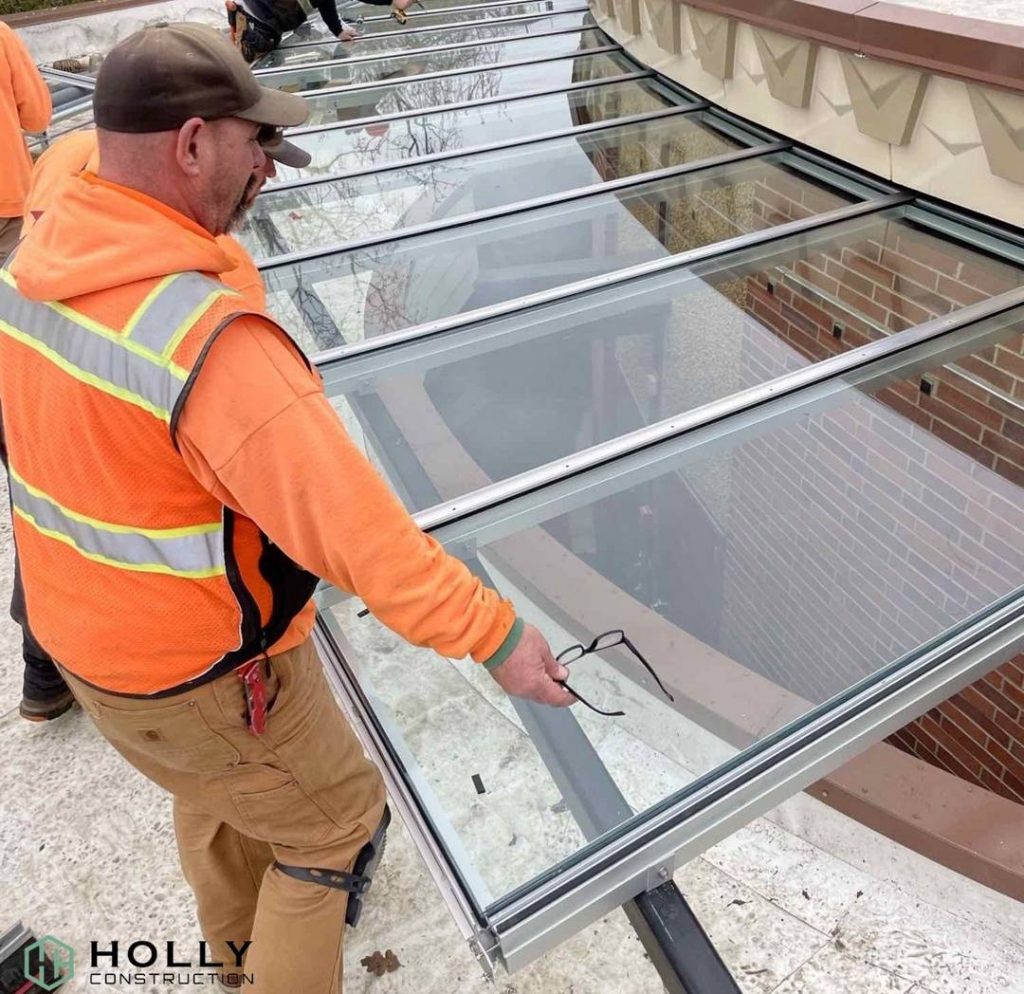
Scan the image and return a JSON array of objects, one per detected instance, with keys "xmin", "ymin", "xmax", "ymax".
[
  {"xmin": 904, "ymin": 202, "xmax": 1024, "ymax": 266},
  {"xmin": 39, "ymin": 66, "xmax": 97, "ymax": 89},
  {"xmin": 277, "ymin": 6, "xmax": 589, "ymax": 50},
  {"xmin": 309, "ymin": 192, "xmax": 908, "ymax": 364},
  {"xmin": 409, "ymin": 281, "xmax": 1023, "ymax": 535},
  {"xmin": 490, "ymin": 589, "xmax": 1024, "ymax": 961},
  {"xmin": 285, "ymin": 44, "xmax": 622, "ymax": 103},
  {"xmin": 264, "ymin": 101, "xmax": 706, "ymax": 193},
  {"xmin": 288, "ymin": 67, "xmax": 653, "ymax": 135},
  {"xmin": 254, "ymin": 22, "xmax": 603, "ymax": 75},
  {"xmin": 257, "ymin": 139, "xmax": 790, "ymax": 270}
]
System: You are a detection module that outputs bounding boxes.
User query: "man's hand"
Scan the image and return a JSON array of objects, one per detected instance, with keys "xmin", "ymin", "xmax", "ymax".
[
  {"xmin": 487, "ymin": 623, "xmax": 575, "ymax": 708},
  {"xmin": 337, "ymin": 25, "xmax": 360, "ymax": 40}
]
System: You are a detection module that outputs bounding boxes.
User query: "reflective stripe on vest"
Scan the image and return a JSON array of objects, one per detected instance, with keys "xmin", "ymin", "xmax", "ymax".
[
  {"xmin": 0, "ymin": 267, "xmax": 238, "ymax": 581},
  {"xmin": 0, "ymin": 268, "xmax": 235, "ymax": 423},
  {"xmin": 8, "ymin": 468, "xmax": 226, "ymax": 578}
]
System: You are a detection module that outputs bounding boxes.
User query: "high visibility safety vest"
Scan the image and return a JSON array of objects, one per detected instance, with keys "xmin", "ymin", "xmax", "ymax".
[{"xmin": 0, "ymin": 265, "xmax": 318, "ymax": 696}]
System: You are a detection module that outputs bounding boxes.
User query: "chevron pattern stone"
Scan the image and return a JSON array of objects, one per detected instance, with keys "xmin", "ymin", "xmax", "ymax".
[
  {"xmin": 839, "ymin": 53, "xmax": 929, "ymax": 146},
  {"xmin": 752, "ymin": 26, "xmax": 817, "ymax": 109},
  {"xmin": 642, "ymin": 0, "xmax": 681, "ymax": 54},
  {"xmin": 969, "ymin": 85, "xmax": 1024, "ymax": 185},
  {"xmin": 687, "ymin": 7, "xmax": 736, "ymax": 79},
  {"xmin": 613, "ymin": 0, "xmax": 641, "ymax": 35}
]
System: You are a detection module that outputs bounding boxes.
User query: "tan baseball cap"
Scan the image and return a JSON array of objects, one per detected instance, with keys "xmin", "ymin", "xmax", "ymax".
[{"xmin": 94, "ymin": 22, "xmax": 309, "ymax": 133}]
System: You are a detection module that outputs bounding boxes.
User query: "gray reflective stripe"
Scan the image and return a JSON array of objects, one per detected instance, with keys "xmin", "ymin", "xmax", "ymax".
[
  {"xmin": 0, "ymin": 275, "xmax": 187, "ymax": 422},
  {"xmin": 9, "ymin": 472, "xmax": 226, "ymax": 577},
  {"xmin": 126, "ymin": 272, "xmax": 231, "ymax": 355}
]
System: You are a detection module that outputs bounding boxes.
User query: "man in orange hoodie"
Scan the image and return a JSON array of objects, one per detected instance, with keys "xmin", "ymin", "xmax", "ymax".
[
  {"xmin": 0, "ymin": 23, "xmax": 570, "ymax": 993},
  {"xmin": 0, "ymin": 21, "xmax": 51, "ymax": 261},
  {"xmin": 12, "ymin": 125, "xmax": 309, "ymax": 722}
]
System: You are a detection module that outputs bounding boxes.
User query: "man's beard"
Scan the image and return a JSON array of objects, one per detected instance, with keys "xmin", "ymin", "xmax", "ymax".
[{"xmin": 227, "ymin": 173, "xmax": 263, "ymax": 233}]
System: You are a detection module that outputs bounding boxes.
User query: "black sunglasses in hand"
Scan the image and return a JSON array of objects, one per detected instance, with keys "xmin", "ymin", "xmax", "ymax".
[{"xmin": 556, "ymin": 629, "xmax": 674, "ymax": 717}]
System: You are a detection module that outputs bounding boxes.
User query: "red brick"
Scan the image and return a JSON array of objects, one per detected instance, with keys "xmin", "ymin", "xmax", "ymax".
[
  {"xmin": 994, "ymin": 344, "xmax": 1024, "ymax": 381},
  {"xmin": 934, "ymin": 742, "xmax": 984, "ymax": 780},
  {"xmin": 973, "ymin": 679, "xmax": 1020, "ymax": 721},
  {"xmin": 937, "ymin": 275, "xmax": 987, "ymax": 307},
  {"xmin": 1002, "ymin": 769, "xmax": 1024, "ymax": 801},
  {"xmin": 994, "ymin": 709, "xmax": 1024, "ymax": 742},
  {"xmin": 924, "ymin": 397, "xmax": 985, "ymax": 442},
  {"xmin": 894, "ymin": 233, "xmax": 962, "ymax": 278},
  {"xmin": 879, "ymin": 247, "xmax": 940, "ymax": 290},
  {"xmin": 826, "ymin": 259, "xmax": 875, "ymax": 299},
  {"xmin": 999, "ymin": 678, "xmax": 1024, "ymax": 714},
  {"xmin": 837, "ymin": 284, "xmax": 889, "ymax": 324},
  {"xmin": 981, "ymin": 428, "xmax": 1024, "ymax": 467},
  {"xmin": 994, "ymin": 458, "xmax": 1024, "ymax": 487},
  {"xmin": 958, "ymin": 261, "xmax": 1020, "ymax": 297},
  {"xmin": 959, "ymin": 684, "xmax": 998, "ymax": 721},
  {"xmin": 986, "ymin": 738, "xmax": 1024, "ymax": 778},
  {"xmin": 933, "ymin": 382, "xmax": 1006, "ymax": 432},
  {"xmin": 929, "ymin": 418, "xmax": 996, "ymax": 469},
  {"xmin": 845, "ymin": 250, "xmax": 896, "ymax": 289},
  {"xmin": 880, "ymin": 391, "xmax": 933, "ymax": 432}
]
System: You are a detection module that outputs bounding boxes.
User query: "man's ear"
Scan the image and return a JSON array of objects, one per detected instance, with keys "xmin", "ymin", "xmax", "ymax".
[{"xmin": 175, "ymin": 118, "xmax": 207, "ymax": 177}]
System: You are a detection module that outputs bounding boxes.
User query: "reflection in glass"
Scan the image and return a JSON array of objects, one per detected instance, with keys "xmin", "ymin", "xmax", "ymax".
[
  {"xmin": 279, "ymin": 0, "xmax": 585, "ymax": 45},
  {"xmin": 268, "ymin": 78, "xmax": 680, "ymax": 182},
  {"xmin": 256, "ymin": 10, "xmax": 592, "ymax": 68},
  {"xmin": 325, "ymin": 308, "xmax": 1024, "ymax": 905},
  {"xmin": 298, "ymin": 50, "xmax": 636, "ymax": 126},
  {"xmin": 309, "ymin": 209, "xmax": 1023, "ymax": 511},
  {"xmin": 242, "ymin": 112, "xmax": 739, "ymax": 258},
  {"xmin": 260, "ymin": 28, "xmax": 603, "ymax": 92},
  {"xmin": 265, "ymin": 152, "xmax": 856, "ymax": 352}
]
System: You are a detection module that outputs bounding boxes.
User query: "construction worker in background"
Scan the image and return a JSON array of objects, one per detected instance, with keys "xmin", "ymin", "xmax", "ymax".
[
  {"xmin": 11, "ymin": 125, "xmax": 311, "ymax": 722},
  {"xmin": 226, "ymin": 0, "xmax": 359, "ymax": 63},
  {"xmin": 0, "ymin": 22, "xmax": 51, "ymax": 262},
  {"xmin": 0, "ymin": 22, "xmax": 571, "ymax": 994}
]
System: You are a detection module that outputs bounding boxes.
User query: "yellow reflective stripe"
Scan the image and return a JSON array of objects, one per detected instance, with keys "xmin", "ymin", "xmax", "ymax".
[
  {"xmin": 122, "ymin": 274, "xmax": 179, "ymax": 340},
  {"xmin": 0, "ymin": 315, "xmax": 173, "ymax": 421},
  {"xmin": 0, "ymin": 267, "xmax": 190, "ymax": 379},
  {"xmin": 8, "ymin": 467, "xmax": 220, "ymax": 540},
  {"xmin": 162, "ymin": 289, "xmax": 226, "ymax": 359},
  {"xmin": 13, "ymin": 507, "xmax": 226, "ymax": 579},
  {"xmin": 47, "ymin": 300, "xmax": 190, "ymax": 379}
]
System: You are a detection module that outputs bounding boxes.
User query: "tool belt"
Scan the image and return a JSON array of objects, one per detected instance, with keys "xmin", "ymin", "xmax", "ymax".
[{"xmin": 229, "ymin": 7, "xmax": 281, "ymax": 63}]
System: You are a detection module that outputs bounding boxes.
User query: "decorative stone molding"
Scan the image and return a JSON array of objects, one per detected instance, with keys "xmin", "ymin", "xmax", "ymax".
[
  {"xmin": 688, "ymin": 7, "xmax": 736, "ymax": 80},
  {"xmin": 969, "ymin": 85, "xmax": 1024, "ymax": 186},
  {"xmin": 642, "ymin": 0, "xmax": 682, "ymax": 56},
  {"xmin": 595, "ymin": 0, "xmax": 1024, "ymax": 227},
  {"xmin": 752, "ymin": 26, "xmax": 818, "ymax": 109},
  {"xmin": 839, "ymin": 54, "xmax": 930, "ymax": 146},
  {"xmin": 613, "ymin": 0, "xmax": 641, "ymax": 37}
]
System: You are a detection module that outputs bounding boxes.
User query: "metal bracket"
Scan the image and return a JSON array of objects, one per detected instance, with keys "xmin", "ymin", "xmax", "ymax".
[
  {"xmin": 468, "ymin": 927, "xmax": 501, "ymax": 980},
  {"xmin": 644, "ymin": 857, "xmax": 677, "ymax": 893}
]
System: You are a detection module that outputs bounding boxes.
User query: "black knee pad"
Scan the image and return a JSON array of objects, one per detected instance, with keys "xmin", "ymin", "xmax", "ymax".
[{"xmin": 273, "ymin": 806, "xmax": 391, "ymax": 928}]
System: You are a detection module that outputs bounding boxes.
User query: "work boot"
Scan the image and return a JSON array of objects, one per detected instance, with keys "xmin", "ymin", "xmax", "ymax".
[{"xmin": 19, "ymin": 687, "xmax": 76, "ymax": 722}]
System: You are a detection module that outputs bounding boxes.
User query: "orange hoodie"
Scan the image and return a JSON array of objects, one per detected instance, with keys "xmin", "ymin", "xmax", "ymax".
[
  {"xmin": 23, "ymin": 130, "xmax": 265, "ymax": 307},
  {"xmin": 10, "ymin": 173, "xmax": 521, "ymax": 669},
  {"xmin": 0, "ymin": 22, "xmax": 51, "ymax": 218}
]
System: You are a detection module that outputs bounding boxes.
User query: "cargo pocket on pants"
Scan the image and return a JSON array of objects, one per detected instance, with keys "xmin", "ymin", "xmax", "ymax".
[
  {"xmin": 94, "ymin": 698, "xmax": 241, "ymax": 774},
  {"xmin": 232, "ymin": 773, "xmax": 337, "ymax": 850}
]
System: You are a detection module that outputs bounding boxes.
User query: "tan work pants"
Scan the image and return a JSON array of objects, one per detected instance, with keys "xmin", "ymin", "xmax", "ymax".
[
  {"xmin": 0, "ymin": 215, "xmax": 22, "ymax": 264},
  {"xmin": 62, "ymin": 639, "xmax": 387, "ymax": 993}
]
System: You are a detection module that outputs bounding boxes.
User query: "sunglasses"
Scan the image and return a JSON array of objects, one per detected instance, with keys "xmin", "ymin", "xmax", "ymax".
[{"xmin": 556, "ymin": 629, "xmax": 674, "ymax": 717}]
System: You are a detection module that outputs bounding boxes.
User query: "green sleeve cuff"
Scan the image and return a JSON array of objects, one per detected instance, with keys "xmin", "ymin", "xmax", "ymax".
[{"xmin": 482, "ymin": 617, "xmax": 524, "ymax": 671}]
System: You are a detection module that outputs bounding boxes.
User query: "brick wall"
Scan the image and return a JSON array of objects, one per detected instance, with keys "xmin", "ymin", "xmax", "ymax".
[
  {"xmin": 587, "ymin": 144, "xmax": 1024, "ymax": 803},
  {"xmin": 710, "ymin": 173, "xmax": 1024, "ymax": 804}
]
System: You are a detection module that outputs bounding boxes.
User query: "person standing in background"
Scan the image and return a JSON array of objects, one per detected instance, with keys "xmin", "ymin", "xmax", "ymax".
[{"xmin": 0, "ymin": 21, "xmax": 51, "ymax": 262}]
